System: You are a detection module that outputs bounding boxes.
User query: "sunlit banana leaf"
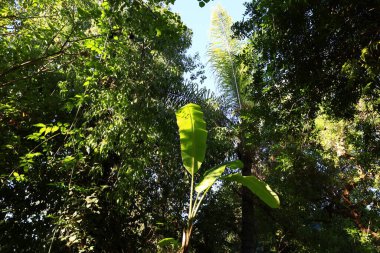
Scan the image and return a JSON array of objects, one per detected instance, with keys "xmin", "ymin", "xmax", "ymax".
[
  {"xmin": 176, "ymin": 103, "xmax": 207, "ymax": 175},
  {"xmin": 195, "ymin": 160, "xmax": 243, "ymax": 193},
  {"xmin": 224, "ymin": 173, "xmax": 280, "ymax": 208}
]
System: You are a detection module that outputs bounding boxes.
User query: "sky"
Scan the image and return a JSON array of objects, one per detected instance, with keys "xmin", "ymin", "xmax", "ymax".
[{"xmin": 171, "ymin": 0, "xmax": 247, "ymax": 93}]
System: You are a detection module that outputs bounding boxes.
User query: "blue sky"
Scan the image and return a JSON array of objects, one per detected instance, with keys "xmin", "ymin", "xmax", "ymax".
[{"xmin": 171, "ymin": 0, "xmax": 247, "ymax": 93}]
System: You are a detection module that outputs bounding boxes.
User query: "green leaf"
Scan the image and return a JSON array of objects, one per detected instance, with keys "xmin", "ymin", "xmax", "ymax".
[
  {"xmin": 158, "ymin": 237, "xmax": 179, "ymax": 247},
  {"xmin": 176, "ymin": 103, "xmax": 207, "ymax": 175},
  {"xmin": 62, "ymin": 156, "xmax": 75, "ymax": 164},
  {"xmin": 33, "ymin": 123, "xmax": 46, "ymax": 128},
  {"xmin": 51, "ymin": 125, "xmax": 59, "ymax": 133},
  {"xmin": 195, "ymin": 160, "xmax": 243, "ymax": 193},
  {"xmin": 4, "ymin": 144, "xmax": 14, "ymax": 149},
  {"xmin": 199, "ymin": 2, "xmax": 205, "ymax": 7},
  {"xmin": 44, "ymin": 127, "xmax": 51, "ymax": 135},
  {"xmin": 224, "ymin": 174, "xmax": 280, "ymax": 208},
  {"xmin": 155, "ymin": 28, "xmax": 162, "ymax": 37}
]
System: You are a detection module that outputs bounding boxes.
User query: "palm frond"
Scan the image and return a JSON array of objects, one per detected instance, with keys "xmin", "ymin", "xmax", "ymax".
[{"xmin": 208, "ymin": 5, "xmax": 250, "ymax": 110}]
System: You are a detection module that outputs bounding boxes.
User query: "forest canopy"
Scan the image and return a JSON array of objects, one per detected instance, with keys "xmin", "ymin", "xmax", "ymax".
[{"xmin": 1, "ymin": 0, "xmax": 379, "ymax": 252}]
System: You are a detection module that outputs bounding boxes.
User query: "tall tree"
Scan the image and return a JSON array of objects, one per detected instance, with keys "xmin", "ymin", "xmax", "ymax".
[
  {"xmin": 233, "ymin": 0, "xmax": 380, "ymax": 252},
  {"xmin": 208, "ymin": 5, "xmax": 268, "ymax": 252}
]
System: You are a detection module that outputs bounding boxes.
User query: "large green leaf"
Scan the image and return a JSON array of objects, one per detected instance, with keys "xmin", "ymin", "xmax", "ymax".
[
  {"xmin": 224, "ymin": 174, "xmax": 280, "ymax": 208},
  {"xmin": 195, "ymin": 160, "xmax": 243, "ymax": 193},
  {"xmin": 176, "ymin": 103, "xmax": 207, "ymax": 175}
]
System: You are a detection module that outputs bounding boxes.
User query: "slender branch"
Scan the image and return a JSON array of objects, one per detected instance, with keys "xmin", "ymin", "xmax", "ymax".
[
  {"xmin": 0, "ymin": 50, "xmax": 65, "ymax": 78},
  {"xmin": 0, "ymin": 15, "xmax": 54, "ymax": 20},
  {"xmin": 29, "ymin": 133, "xmax": 61, "ymax": 154},
  {"xmin": 0, "ymin": 57, "xmax": 77, "ymax": 87},
  {"xmin": 44, "ymin": 23, "xmax": 69, "ymax": 55},
  {"xmin": 0, "ymin": 32, "xmax": 18, "ymax": 36},
  {"xmin": 0, "ymin": 22, "xmax": 77, "ymax": 79},
  {"xmin": 67, "ymin": 33, "xmax": 106, "ymax": 43},
  {"xmin": 48, "ymin": 228, "xmax": 58, "ymax": 253}
]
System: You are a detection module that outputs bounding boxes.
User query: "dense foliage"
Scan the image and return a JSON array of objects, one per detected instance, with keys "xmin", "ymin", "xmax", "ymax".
[
  {"xmin": 1, "ymin": 0, "xmax": 232, "ymax": 252},
  {"xmin": 232, "ymin": 0, "xmax": 380, "ymax": 252},
  {"xmin": 0, "ymin": 0, "xmax": 379, "ymax": 252}
]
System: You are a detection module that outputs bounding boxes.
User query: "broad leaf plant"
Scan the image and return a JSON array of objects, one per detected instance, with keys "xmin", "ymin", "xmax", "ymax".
[{"xmin": 159, "ymin": 103, "xmax": 280, "ymax": 252}]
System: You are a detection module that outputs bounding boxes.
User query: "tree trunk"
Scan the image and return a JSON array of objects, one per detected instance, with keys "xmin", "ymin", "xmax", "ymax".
[
  {"xmin": 179, "ymin": 223, "xmax": 193, "ymax": 253},
  {"xmin": 239, "ymin": 144, "xmax": 257, "ymax": 253}
]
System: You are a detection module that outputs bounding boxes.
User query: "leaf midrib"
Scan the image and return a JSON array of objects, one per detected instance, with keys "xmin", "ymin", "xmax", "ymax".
[{"xmin": 189, "ymin": 106, "xmax": 195, "ymax": 175}]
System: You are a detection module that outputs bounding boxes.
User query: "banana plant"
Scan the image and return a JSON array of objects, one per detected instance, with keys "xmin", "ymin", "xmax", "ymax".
[{"xmin": 159, "ymin": 103, "xmax": 280, "ymax": 253}]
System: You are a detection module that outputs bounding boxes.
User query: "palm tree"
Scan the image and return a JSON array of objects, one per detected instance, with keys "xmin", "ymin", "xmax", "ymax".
[
  {"xmin": 208, "ymin": 5, "xmax": 258, "ymax": 253},
  {"xmin": 208, "ymin": 4, "xmax": 251, "ymax": 112}
]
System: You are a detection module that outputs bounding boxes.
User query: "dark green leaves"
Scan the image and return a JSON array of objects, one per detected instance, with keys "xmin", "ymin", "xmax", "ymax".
[{"xmin": 198, "ymin": 0, "xmax": 210, "ymax": 8}]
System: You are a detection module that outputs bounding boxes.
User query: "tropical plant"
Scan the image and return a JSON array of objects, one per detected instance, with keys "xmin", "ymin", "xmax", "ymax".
[
  {"xmin": 208, "ymin": 5, "xmax": 263, "ymax": 252},
  {"xmin": 159, "ymin": 103, "xmax": 280, "ymax": 252},
  {"xmin": 208, "ymin": 4, "xmax": 250, "ymax": 111}
]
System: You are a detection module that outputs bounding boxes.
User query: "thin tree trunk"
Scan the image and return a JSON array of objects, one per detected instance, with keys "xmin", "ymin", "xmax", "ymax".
[
  {"xmin": 239, "ymin": 143, "xmax": 257, "ymax": 253},
  {"xmin": 179, "ymin": 223, "xmax": 193, "ymax": 253}
]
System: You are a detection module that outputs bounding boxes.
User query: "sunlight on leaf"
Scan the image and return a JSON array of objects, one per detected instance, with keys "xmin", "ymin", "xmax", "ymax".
[
  {"xmin": 176, "ymin": 103, "xmax": 207, "ymax": 175},
  {"xmin": 224, "ymin": 174, "xmax": 280, "ymax": 208},
  {"xmin": 195, "ymin": 160, "xmax": 243, "ymax": 193}
]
